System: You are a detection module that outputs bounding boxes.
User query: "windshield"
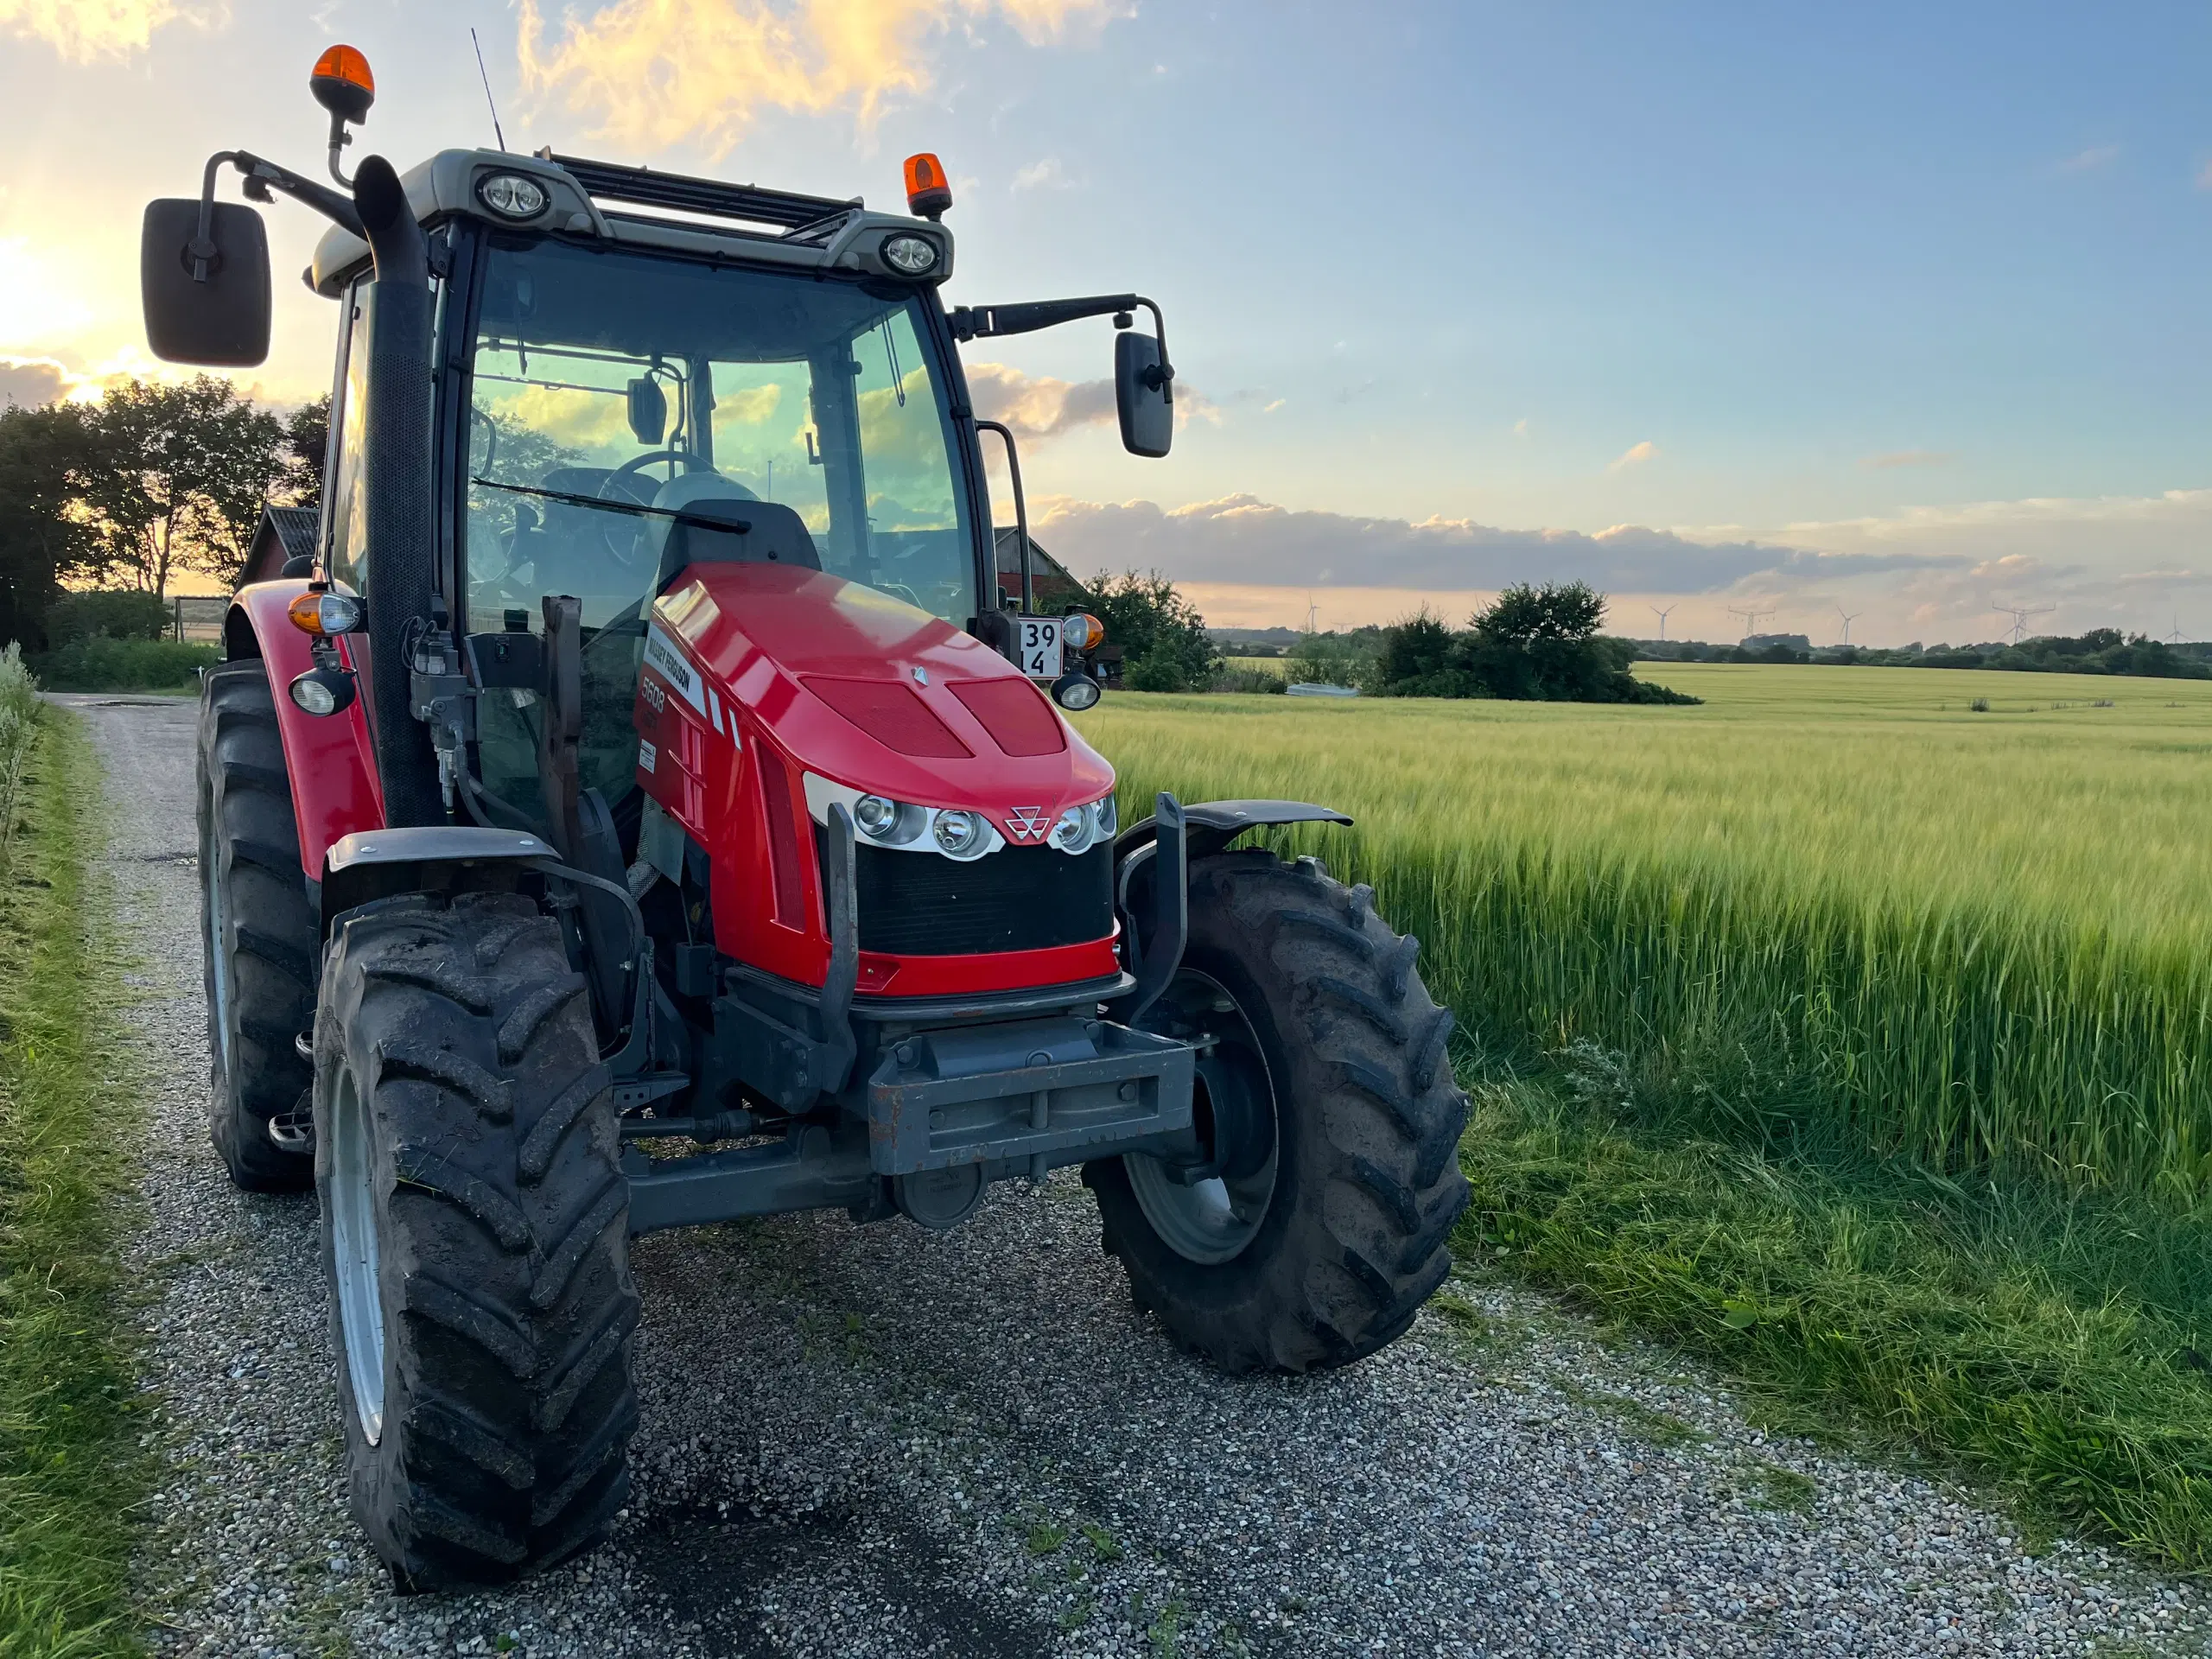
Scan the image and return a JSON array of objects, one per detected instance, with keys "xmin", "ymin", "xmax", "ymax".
[{"xmin": 462, "ymin": 238, "xmax": 978, "ymax": 812}]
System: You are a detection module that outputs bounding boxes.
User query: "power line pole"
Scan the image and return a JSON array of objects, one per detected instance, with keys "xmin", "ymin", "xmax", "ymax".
[
  {"xmin": 1837, "ymin": 607, "xmax": 1861, "ymax": 646},
  {"xmin": 1649, "ymin": 603, "xmax": 1675, "ymax": 641},
  {"xmin": 1991, "ymin": 601, "xmax": 2055, "ymax": 645},
  {"xmin": 1727, "ymin": 603, "xmax": 1775, "ymax": 641}
]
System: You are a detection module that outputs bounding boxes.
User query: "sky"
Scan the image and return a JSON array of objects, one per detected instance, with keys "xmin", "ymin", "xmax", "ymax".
[{"xmin": 2, "ymin": 0, "xmax": 2209, "ymax": 644}]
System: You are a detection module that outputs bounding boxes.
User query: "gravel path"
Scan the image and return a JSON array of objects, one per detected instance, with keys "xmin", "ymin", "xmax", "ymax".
[{"xmin": 63, "ymin": 692, "xmax": 2205, "ymax": 1658}]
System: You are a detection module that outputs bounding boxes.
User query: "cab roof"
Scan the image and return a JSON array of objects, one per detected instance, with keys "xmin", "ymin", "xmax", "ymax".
[{"xmin": 309, "ymin": 149, "xmax": 955, "ymax": 297}]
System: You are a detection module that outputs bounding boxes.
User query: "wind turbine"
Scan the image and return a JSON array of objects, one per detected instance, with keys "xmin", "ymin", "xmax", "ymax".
[
  {"xmin": 1837, "ymin": 607, "xmax": 1861, "ymax": 646},
  {"xmin": 1649, "ymin": 603, "xmax": 1675, "ymax": 642}
]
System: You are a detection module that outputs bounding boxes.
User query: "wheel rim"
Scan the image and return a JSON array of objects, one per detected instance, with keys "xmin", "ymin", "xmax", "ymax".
[
  {"xmin": 1127, "ymin": 969, "xmax": 1280, "ymax": 1266},
  {"xmin": 328, "ymin": 1065, "xmax": 386, "ymax": 1443},
  {"xmin": 202, "ymin": 836, "xmax": 233, "ymax": 1076}
]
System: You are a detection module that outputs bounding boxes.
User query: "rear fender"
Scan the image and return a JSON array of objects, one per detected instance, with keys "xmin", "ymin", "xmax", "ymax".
[{"xmin": 228, "ymin": 582, "xmax": 386, "ymax": 883}]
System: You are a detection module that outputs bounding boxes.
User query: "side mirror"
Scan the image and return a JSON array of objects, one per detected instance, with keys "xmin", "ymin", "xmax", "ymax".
[
  {"xmin": 140, "ymin": 199, "xmax": 271, "ymax": 366},
  {"xmin": 1116, "ymin": 330, "xmax": 1173, "ymax": 458},
  {"xmin": 626, "ymin": 378, "xmax": 668, "ymax": 446}
]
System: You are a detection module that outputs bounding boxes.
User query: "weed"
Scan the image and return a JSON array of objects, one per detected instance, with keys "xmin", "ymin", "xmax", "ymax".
[
  {"xmin": 1026, "ymin": 1520, "xmax": 1068, "ymax": 1557},
  {"xmin": 1082, "ymin": 1521, "xmax": 1122, "ymax": 1562}
]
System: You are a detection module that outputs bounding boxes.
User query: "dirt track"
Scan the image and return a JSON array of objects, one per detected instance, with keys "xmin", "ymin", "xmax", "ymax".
[{"xmin": 67, "ymin": 690, "xmax": 2201, "ymax": 1658}]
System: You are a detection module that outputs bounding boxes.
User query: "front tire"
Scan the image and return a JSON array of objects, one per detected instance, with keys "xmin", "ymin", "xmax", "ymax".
[
  {"xmin": 315, "ymin": 892, "xmax": 640, "ymax": 1587},
  {"xmin": 1086, "ymin": 850, "xmax": 1470, "ymax": 1372},
  {"xmin": 198, "ymin": 659, "xmax": 317, "ymax": 1191}
]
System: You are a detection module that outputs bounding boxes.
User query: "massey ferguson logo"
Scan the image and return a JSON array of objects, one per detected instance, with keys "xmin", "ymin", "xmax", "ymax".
[{"xmin": 1005, "ymin": 805, "xmax": 1049, "ymax": 841}]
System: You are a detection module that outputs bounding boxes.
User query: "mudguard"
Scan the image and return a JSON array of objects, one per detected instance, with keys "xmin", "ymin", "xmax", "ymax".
[
  {"xmin": 226, "ymin": 581, "xmax": 386, "ymax": 880},
  {"xmin": 1112, "ymin": 798, "xmax": 1353, "ymax": 870}
]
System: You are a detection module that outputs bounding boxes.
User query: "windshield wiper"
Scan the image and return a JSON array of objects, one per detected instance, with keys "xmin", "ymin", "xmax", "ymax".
[{"xmin": 472, "ymin": 477, "xmax": 752, "ymax": 533}]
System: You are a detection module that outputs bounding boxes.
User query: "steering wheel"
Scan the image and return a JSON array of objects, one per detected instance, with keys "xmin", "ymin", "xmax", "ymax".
[{"xmin": 594, "ymin": 447, "xmax": 710, "ymax": 564}]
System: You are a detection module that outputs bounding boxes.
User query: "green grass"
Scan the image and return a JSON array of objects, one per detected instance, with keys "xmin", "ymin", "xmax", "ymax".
[
  {"xmin": 1460, "ymin": 1072, "xmax": 2212, "ymax": 1568},
  {"xmin": 1076, "ymin": 664, "xmax": 2212, "ymax": 1569},
  {"xmin": 0, "ymin": 709, "xmax": 150, "ymax": 1656}
]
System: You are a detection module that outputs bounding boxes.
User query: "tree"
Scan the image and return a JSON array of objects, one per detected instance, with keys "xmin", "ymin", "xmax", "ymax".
[
  {"xmin": 0, "ymin": 401, "xmax": 105, "ymax": 647},
  {"xmin": 1087, "ymin": 570, "xmax": 1221, "ymax": 692},
  {"xmin": 79, "ymin": 377, "xmax": 289, "ymax": 594},
  {"xmin": 1370, "ymin": 581, "xmax": 1699, "ymax": 704},
  {"xmin": 280, "ymin": 394, "xmax": 331, "ymax": 514}
]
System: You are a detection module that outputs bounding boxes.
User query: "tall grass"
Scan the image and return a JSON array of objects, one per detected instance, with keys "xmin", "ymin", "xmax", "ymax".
[
  {"xmin": 0, "ymin": 706, "xmax": 150, "ymax": 1654},
  {"xmin": 1077, "ymin": 665, "xmax": 2212, "ymax": 1198}
]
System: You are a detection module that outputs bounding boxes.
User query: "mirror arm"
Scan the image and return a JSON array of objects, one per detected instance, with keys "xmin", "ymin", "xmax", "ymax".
[
  {"xmin": 975, "ymin": 420, "xmax": 1032, "ymax": 614},
  {"xmin": 191, "ymin": 149, "xmax": 365, "ymax": 281},
  {"xmin": 948, "ymin": 293, "xmax": 1173, "ymax": 404}
]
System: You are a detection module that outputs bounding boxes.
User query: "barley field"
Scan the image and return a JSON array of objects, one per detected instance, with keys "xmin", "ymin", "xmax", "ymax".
[{"xmin": 1077, "ymin": 664, "xmax": 2212, "ymax": 1197}]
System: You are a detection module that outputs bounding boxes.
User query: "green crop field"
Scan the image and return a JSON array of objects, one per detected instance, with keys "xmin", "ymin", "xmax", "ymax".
[
  {"xmin": 1077, "ymin": 662, "xmax": 2212, "ymax": 1567},
  {"xmin": 1082, "ymin": 663, "xmax": 2212, "ymax": 1195}
]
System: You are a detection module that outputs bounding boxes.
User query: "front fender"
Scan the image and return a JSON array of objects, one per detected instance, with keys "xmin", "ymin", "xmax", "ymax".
[
  {"xmin": 230, "ymin": 582, "xmax": 386, "ymax": 880},
  {"xmin": 1111, "ymin": 798, "xmax": 1353, "ymax": 874}
]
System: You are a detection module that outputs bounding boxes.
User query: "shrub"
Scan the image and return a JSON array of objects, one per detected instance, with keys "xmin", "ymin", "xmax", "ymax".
[
  {"xmin": 35, "ymin": 636, "xmax": 217, "ymax": 693},
  {"xmin": 1089, "ymin": 571, "xmax": 1221, "ymax": 692},
  {"xmin": 45, "ymin": 590, "xmax": 168, "ymax": 645},
  {"xmin": 1209, "ymin": 665, "xmax": 1288, "ymax": 695}
]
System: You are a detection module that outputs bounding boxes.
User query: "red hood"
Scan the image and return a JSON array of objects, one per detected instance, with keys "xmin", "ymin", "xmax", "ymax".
[{"xmin": 650, "ymin": 563, "xmax": 1113, "ymax": 828}]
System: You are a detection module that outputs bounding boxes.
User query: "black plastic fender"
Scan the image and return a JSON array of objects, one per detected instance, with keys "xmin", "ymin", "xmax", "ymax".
[{"xmin": 1109, "ymin": 799, "xmax": 1353, "ymax": 1025}]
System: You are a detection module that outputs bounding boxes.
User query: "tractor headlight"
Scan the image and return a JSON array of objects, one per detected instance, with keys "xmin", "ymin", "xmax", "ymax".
[
  {"xmin": 932, "ymin": 809, "xmax": 988, "ymax": 859},
  {"xmin": 880, "ymin": 233, "xmax": 941, "ymax": 276},
  {"xmin": 853, "ymin": 793, "xmax": 925, "ymax": 845},
  {"xmin": 1047, "ymin": 794, "xmax": 1116, "ymax": 855},
  {"xmin": 477, "ymin": 172, "xmax": 550, "ymax": 220},
  {"xmin": 1049, "ymin": 806, "xmax": 1095, "ymax": 855}
]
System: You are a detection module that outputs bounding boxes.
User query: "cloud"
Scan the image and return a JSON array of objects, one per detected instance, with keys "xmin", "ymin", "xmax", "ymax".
[
  {"xmin": 1025, "ymin": 493, "xmax": 1948, "ymax": 594},
  {"xmin": 2197, "ymin": 159, "xmax": 2212, "ymax": 192},
  {"xmin": 968, "ymin": 361, "xmax": 1217, "ymax": 442},
  {"xmin": 518, "ymin": 0, "xmax": 1124, "ymax": 156},
  {"xmin": 2057, "ymin": 143, "xmax": 2121, "ymax": 175},
  {"xmin": 1608, "ymin": 439, "xmax": 1658, "ymax": 471},
  {"xmin": 0, "ymin": 357, "xmax": 67, "ymax": 410},
  {"xmin": 0, "ymin": 0, "xmax": 213, "ymax": 60},
  {"xmin": 1010, "ymin": 157, "xmax": 1068, "ymax": 192},
  {"xmin": 1862, "ymin": 448, "xmax": 1955, "ymax": 469}
]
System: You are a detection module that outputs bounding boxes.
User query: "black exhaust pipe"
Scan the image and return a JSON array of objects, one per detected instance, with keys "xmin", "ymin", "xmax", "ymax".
[{"xmin": 350, "ymin": 156, "xmax": 443, "ymax": 829}]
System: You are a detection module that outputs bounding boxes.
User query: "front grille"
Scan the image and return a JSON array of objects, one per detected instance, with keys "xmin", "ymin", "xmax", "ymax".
[{"xmin": 843, "ymin": 839, "xmax": 1113, "ymax": 957}]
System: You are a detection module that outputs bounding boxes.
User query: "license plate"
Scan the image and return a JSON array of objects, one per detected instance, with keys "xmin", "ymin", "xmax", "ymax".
[{"xmin": 1014, "ymin": 615, "xmax": 1064, "ymax": 679}]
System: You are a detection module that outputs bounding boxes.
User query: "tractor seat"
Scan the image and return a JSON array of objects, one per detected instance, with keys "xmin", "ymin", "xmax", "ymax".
[{"xmin": 646, "ymin": 473, "xmax": 821, "ymax": 594}]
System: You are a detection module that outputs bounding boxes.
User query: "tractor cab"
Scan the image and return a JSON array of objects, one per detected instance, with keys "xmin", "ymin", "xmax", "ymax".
[{"xmin": 142, "ymin": 48, "xmax": 1467, "ymax": 1592}]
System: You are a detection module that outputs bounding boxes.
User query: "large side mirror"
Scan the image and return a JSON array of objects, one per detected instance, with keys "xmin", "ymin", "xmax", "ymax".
[
  {"xmin": 140, "ymin": 199, "xmax": 271, "ymax": 366},
  {"xmin": 626, "ymin": 378, "xmax": 668, "ymax": 446},
  {"xmin": 1116, "ymin": 330, "xmax": 1173, "ymax": 458}
]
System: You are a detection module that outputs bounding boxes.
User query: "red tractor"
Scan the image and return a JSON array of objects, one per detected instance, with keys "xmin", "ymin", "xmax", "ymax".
[{"xmin": 146, "ymin": 47, "xmax": 1468, "ymax": 1588}]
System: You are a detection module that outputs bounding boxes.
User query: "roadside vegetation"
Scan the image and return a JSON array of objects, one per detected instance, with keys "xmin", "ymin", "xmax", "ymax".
[
  {"xmin": 0, "ymin": 676, "xmax": 149, "ymax": 1655},
  {"xmin": 1079, "ymin": 662, "xmax": 2212, "ymax": 1567}
]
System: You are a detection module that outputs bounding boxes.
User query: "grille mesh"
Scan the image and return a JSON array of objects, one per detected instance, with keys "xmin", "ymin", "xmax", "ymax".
[{"xmin": 845, "ymin": 839, "xmax": 1113, "ymax": 957}]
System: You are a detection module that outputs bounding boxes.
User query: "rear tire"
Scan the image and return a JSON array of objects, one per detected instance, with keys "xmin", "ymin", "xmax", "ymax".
[
  {"xmin": 1086, "ymin": 850, "xmax": 1470, "ymax": 1372},
  {"xmin": 198, "ymin": 659, "xmax": 316, "ymax": 1192},
  {"xmin": 314, "ymin": 892, "xmax": 640, "ymax": 1587}
]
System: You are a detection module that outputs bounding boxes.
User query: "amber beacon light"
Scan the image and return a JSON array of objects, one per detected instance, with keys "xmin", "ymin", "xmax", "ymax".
[
  {"xmin": 904, "ymin": 152, "xmax": 952, "ymax": 220},
  {"xmin": 309, "ymin": 45, "xmax": 376, "ymax": 124}
]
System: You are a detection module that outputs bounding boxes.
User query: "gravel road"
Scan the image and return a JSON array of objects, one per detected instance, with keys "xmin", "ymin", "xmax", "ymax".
[{"xmin": 64, "ymin": 692, "xmax": 2205, "ymax": 1658}]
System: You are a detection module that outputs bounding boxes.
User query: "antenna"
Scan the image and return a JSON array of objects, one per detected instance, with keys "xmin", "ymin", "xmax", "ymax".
[
  {"xmin": 1649, "ymin": 603, "xmax": 1675, "ymax": 642},
  {"xmin": 1991, "ymin": 601, "xmax": 2055, "ymax": 645},
  {"xmin": 471, "ymin": 29, "xmax": 509, "ymax": 153},
  {"xmin": 1837, "ymin": 606, "xmax": 1861, "ymax": 645},
  {"xmin": 1727, "ymin": 602, "xmax": 1775, "ymax": 641}
]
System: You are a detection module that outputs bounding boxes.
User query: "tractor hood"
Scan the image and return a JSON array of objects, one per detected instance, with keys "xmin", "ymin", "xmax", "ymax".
[{"xmin": 647, "ymin": 563, "xmax": 1114, "ymax": 836}]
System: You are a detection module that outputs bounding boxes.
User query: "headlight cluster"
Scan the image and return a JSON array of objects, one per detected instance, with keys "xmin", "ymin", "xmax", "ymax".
[
  {"xmin": 846, "ymin": 790, "xmax": 995, "ymax": 861},
  {"xmin": 1048, "ymin": 793, "xmax": 1116, "ymax": 855},
  {"xmin": 808, "ymin": 773, "xmax": 1114, "ymax": 861}
]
